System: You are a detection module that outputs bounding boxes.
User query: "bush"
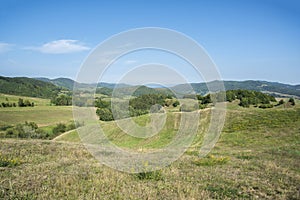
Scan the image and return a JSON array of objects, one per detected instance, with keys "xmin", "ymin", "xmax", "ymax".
[
  {"xmin": 289, "ymin": 98, "xmax": 296, "ymax": 106},
  {"xmin": 52, "ymin": 123, "xmax": 67, "ymax": 134},
  {"xmin": 96, "ymin": 108, "xmax": 114, "ymax": 121},
  {"xmin": 4, "ymin": 122, "xmax": 39, "ymax": 138},
  {"xmin": 172, "ymin": 100, "xmax": 180, "ymax": 107},
  {"xmin": 276, "ymin": 99, "xmax": 285, "ymax": 106},
  {"xmin": 135, "ymin": 170, "xmax": 163, "ymax": 181},
  {"xmin": 0, "ymin": 153, "xmax": 21, "ymax": 167}
]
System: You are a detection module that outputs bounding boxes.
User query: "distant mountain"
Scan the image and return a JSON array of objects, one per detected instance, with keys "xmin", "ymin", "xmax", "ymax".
[
  {"xmin": 0, "ymin": 76, "xmax": 61, "ymax": 98},
  {"xmin": 97, "ymin": 82, "xmax": 131, "ymax": 89},
  {"xmin": 35, "ymin": 77, "xmax": 96, "ymax": 90},
  {"xmin": 2, "ymin": 76, "xmax": 299, "ymax": 99},
  {"xmin": 172, "ymin": 80, "xmax": 300, "ymax": 98}
]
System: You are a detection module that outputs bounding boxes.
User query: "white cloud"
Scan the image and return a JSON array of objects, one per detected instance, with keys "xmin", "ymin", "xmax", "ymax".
[
  {"xmin": 26, "ymin": 39, "xmax": 90, "ymax": 54},
  {"xmin": 0, "ymin": 42, "xmax": 13, "ymax": 53}
]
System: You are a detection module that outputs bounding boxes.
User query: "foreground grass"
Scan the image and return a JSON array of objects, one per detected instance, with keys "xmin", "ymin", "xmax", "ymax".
[{"xmin": 1, "ymin": 103, "xmax": 300, "ymax": 199}]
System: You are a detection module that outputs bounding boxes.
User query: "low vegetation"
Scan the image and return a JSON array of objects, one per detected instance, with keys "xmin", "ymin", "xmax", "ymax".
[
  {"xmin": 0, "ymin": 88, "xmax": 299, "ymax": 199},
  {"xmin": 0, "ymin": 121, "xmax": 83, "ymax": 140}
]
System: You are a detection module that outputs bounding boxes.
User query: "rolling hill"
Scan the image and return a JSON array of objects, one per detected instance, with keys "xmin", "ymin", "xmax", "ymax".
[
  {"xmin": 0, "ymin": 76, "xmax": 61, "ymax": 98},
  {"xmin": 172, "ymin": 80, "xmax": 300, "ymax": 98},
  {"xmin": 2, "ymin": 76, "xmax": 300, "ymax": 99}
]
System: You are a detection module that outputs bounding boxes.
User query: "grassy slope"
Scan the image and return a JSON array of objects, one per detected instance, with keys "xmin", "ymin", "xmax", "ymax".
[{"xmin": 0, "ymin": 100, "xmax": 300, "ymax": 199}]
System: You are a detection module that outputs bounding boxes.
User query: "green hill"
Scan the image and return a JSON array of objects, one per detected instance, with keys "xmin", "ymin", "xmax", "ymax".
[
  {"xmin": 172, "ymin": 80, "xmax": 300, "ymax": 98},
  {"xmin": 0, "ymin": 76, "xmax": 61, "ymax": 98},
  {"xmin": 35, "ymin": 77, "xmax": 96, "ymax": 90}
]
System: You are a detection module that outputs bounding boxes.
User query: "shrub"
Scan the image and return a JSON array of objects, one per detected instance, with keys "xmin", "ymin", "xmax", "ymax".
[
  {"xmin": 172, "ymin": 100, "xmax": 180, "ymax": 107},
  {"xmin": 96, "ymin": 108, "xmax": 114, "ymax": 121},
  {"xmin": 276, "ymin": 99, "xmax": 285, "ymax": 106},
  {"xmin": 52, "ymin": 123, "xmax": 67, "ymax": 134},
  {"xmin": 0, "ymin": 153, "xmax": 21, "ymax": 167},
  {"xmin": 289, "ymin": 98, "xmax": 296, "ymax": 106},
  {"xmin": 135, "ymin": 170, "xmax": 163, "ymax": 181}
]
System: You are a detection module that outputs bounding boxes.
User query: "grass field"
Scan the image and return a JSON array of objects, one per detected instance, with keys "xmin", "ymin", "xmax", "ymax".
[
  {"xmin": 0, "ymin": 97, "xmax": 299, "ymax": 199},
  {"xmin": 0, "ymin": 94, "xmax": 73, "ymax": 127},
  {"xmin": 0, "ymin": 93, "xmax": 51, "ymax": 106}
]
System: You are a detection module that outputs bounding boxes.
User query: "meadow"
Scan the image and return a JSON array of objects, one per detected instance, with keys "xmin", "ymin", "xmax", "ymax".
[
  {"xmin": 0, "ymin": 94, "xmax": 73, "ymax": 127},
  {"xmin": 0, "ymin": 94, "xmax": 299, "ymax": 199}
]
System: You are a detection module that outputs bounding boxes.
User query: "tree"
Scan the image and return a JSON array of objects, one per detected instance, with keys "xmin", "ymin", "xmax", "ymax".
[
  {"xmin": 172, "ymin": 100, "xmax": 180, "ymax": 107},
  {"xmin": 276, "ymin": 99, "xmax": 284, "ymax": 106},
  {"xmin": 18, "ymin": 98, "xmax": 24, "ymax": 107},
  {"xmin": 51, "ymin": 94, "xmax": 72, "ymax": 106},
  {"xmin": 96, "ymin": 108, "xmax": 114, "ymax": 121},
  {"xmin": 289, "ymin": 98, "xmax": 295, "ymax": 106},
  {"xmin": 24, "ymin": 100, "xmax": 31, "ymax": 107}
]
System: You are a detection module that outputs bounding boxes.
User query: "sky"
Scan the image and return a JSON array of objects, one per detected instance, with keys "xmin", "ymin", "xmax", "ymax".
[{"xmin": 0, "ymin": 0, "xmax": 299, "ymax": 84}]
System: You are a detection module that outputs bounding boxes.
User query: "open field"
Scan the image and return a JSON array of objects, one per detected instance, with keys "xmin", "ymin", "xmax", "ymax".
[
  {"xmin": 0, "ymin": 93, "xmax": 51, "ymax": 106},
  {"xmin": 1, "ymin": 99, "xmax": 299, "ymax": 199},
  {"xmin": 0, "ymin": 94, "xmax": 73, "ymax": 127}
]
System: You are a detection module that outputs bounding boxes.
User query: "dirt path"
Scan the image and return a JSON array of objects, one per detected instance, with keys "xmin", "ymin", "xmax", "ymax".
[{"xmin": 52, "ymin": 129, "xmax": 76, "ymax": 141}]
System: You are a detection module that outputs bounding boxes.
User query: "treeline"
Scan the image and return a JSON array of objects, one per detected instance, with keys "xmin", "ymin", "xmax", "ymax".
[
  {"xmin": 0, "ymin": 98, "xmax": 34, "ymax": 108},
  {"xmin": 95, "ymin": 94, "xmax": 176, "ymax": 121},
  {"xmin": 95, "ymin": 85, "xmax": 175, "ymax": 98}
]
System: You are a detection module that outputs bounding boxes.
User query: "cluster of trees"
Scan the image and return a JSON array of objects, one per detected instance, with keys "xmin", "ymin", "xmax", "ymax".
[
  {"xmin": 1, "ymin": 121, "xmax": 83, "ymax": 139},
  {"xmin": 182, "ymin": 94, "xmax": 212, "ymax": 110},
  {"xmin": 51, "ymin": 94, "xmax": 72, "ymax": 106},
  {"xmin": 0, "ymin": 98, "xmax": 34, "ymax": 108},
  {"xmin": 225, "ymin": 90, "xmax": 277, "ymax": 108},
  {"xmin": 95, "ymin": 94, "xmax": 171, "ymax": 121}
]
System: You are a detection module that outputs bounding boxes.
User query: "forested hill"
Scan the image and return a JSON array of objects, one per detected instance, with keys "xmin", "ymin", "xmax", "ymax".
[
  {"xmin": 172, "ymin": 80, "xmax": 300, "ymax": 98},
  {"xmin": 0, "ymin": 76, "xmax": 61, "ymax": 98},
  {"xmin": 1, "ymin": 76, "xmax": 299, "ymax": 99}
]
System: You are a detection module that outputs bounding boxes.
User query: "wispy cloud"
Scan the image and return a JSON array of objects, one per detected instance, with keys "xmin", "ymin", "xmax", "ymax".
[
  {"xmin": 124, "ymin": 60, "xmax": 138, "ymax": 65},
  {"xmin": 0, "ymin": 42, "xmax": 13, "ymax": 53},
  {"xmin": 26, "ymin": 39, "xmax": 90, "ymax": 54}
]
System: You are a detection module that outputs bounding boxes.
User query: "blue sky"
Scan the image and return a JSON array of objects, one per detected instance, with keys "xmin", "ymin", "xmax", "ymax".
[{"xmin": 0, "ymin": 0, "xmax": 299, "ymax": 84}]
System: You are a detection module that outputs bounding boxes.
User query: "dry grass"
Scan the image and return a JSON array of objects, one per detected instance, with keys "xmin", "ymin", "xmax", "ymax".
[{"xmin": 0, "ymin": 102, "xmax": 300, "ymax": 199}]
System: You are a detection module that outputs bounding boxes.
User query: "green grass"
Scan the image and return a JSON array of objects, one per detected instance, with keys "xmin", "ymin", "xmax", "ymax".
[
  {"xmin": 0, "ymin": 93, "xmax": 50, "ymax": 106},
  {"xmin": 0, "ymin": 93, "xmax": 73, "ymax": 127},
  {"xmin": 54, "ymin": 129, "xmax": 81, "ymax": 143},
  {"xmin": 0, "ymin": 101, "xmax": 299, "ymax": 199},
  {"xmin": 0, "ymin": 105, "xmax": 73, "ymax": 127}
]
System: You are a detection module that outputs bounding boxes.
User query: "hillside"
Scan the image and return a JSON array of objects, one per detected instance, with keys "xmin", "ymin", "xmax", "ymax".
[
  {"xmin": 3, "ymin": 76, "xmax": 300, "ymax": 99},
  {"xmin": 1, "ymin": 101, "xmax": 299, "ymax": 199},
  {"xmin": 35, "ymin": 77, "xmax": 96, "ymax": 90},
  {"xmin": 172, "ymin": 80, "xmax": 300, "ymax": 98},
  {"xmin": 0, "ymin": 76, "xmax": 61, "ymax": 98}
]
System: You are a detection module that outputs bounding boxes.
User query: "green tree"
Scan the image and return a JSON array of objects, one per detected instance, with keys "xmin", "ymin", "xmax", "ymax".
[
  {"xmin": 18, "ymin": 98, "xmax": 24, "ymax": 107},
  {"xmin": 289, "ymin": 98, "xmax": 296, "ymax": 106}
]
